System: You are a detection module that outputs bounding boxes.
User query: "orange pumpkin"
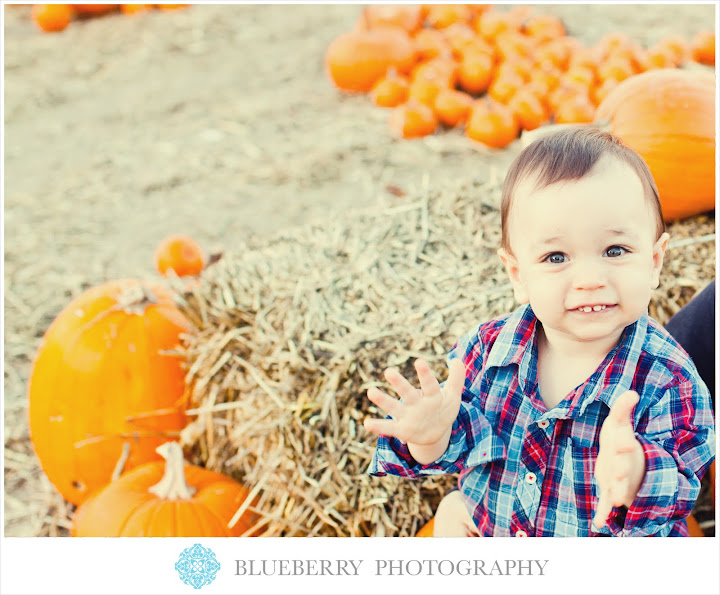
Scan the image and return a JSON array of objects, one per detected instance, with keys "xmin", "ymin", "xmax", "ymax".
[
  {"xmin": 655, "ymin": 35, "xmax": 690, "ymax": 66},
  {"xmin": 466, "ymin": 99, "xmax": 519, "ymax": 148},
  {"xmin": 554, "ymin": 94, "xmax": 596, "ymax": 124},
  {"xmin": 71, "ymin": 442, "xmax": 260, "ymax": 536},
  {"xmin": 691, "ymin": 30, "xmax": 715, "ymax": 65},
  {"xmin": 363, "ymin": 5, "xmax": 423, "ymax": 33},
  {"xmin": 595, "ymin": 69, "xmax": 716, "ymax": 221},
  {"xmin": 457, "ymin": 50, "xmax": 494, "ymax": 95},
  {"xmin": 644, "ymin": 44, "xmax": 677, "ymax": 70},
  {"xmin": 370, "ymin": 69, "xmax": 409, "ymax": 108},
  {"xmin": 31, "ymin": 4, "xmax": 73, "ymax": 32},
  {"xmin": 154, "ymin": 234, "xmax": 205, "ymax": 277},
  {"xmin": 120, "ymin": 4, "xmax": 154, "ymax": 14},
  {"xmin": 415, "ymin": 517, "xmax": 435, "ymax": 536},
  {"xmin": 325, "ymin": 28, "xmax": 416, "ymax": 93},
  {"xmin": 425, "ymin": 4, "xmax": 472, "ymax": 29},
  {"xmin": 509, "ymin": 89, "xmax": 548, "ymax": 132},
  {"xmin": 523, "ymin": 14, "xmax": 565, "ymax": 44},
  {"xmin": 389, "ymin": 99, "xmax": 438, "ymax": 138},
  {"xmin": 434, "ymin": 88, "xmax": 474, "ymax": 127},
  {"xmin": 412, "ymin": 28, "xmax": 451, "ymax": 62},
  {"xmin": 28, "ymin": 279, "xmax": 191, "ymax": 505}
]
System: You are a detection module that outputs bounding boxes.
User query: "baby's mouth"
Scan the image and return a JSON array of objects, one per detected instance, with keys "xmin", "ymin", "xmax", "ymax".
[{"xmin": 572, "ymin": 304, "xmax": 615, "ymax": 313}]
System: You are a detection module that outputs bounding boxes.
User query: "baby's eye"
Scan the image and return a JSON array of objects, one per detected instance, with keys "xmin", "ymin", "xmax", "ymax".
[
  {"xmin": 605, "ymin": 245, "xmax": 627, "ymax": 258},
  {"xmin": 543, "ymin": 252, "xmax": 567, "ymax": 264}
]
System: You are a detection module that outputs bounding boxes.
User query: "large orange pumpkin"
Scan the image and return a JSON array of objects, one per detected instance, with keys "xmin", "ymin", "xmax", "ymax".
[
  {"xmin": 71, "ymin": 442, "xmax": 260, "ymax": 536},
  {"xmin": 595, "ymin": 69, "xmax": 716, "ymax": 221},
  {"xmin": 28, "ymin": 279, "xmax": 191, "ymax": 505},
  {"xmin": 325, "ymin": 27, "xmax": 416, "ymax": 93},
  {"xmin": 415, "ymin": 517, "xmax": 435, "ymax": 536}
]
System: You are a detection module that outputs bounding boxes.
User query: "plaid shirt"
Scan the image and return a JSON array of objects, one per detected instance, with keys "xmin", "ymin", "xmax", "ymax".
[{"xmin": 369, "ymin": 304, "xmax": 716, "ymax": 537}]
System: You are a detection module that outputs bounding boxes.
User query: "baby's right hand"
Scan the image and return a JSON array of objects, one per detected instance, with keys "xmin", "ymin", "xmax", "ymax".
[{"xmin": 364, "ymin": 357, "xmax": 465, "ymax": 448}]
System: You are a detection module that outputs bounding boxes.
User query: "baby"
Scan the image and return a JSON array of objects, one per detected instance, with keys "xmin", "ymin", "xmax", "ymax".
[{"xmin": 365, "ymin": 127, "xmax": 715, "ymax": 537}]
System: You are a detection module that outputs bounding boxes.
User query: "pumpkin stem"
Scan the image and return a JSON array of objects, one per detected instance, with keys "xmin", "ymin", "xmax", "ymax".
[
  {"xmin": 361, "ymin": 7, "xmax": 370, "ymax": 29},
  {"xmin": 111, "ymin": 442, "xmax": 131, "ymax": 481},
  {"xmin": 117, "ymin": 282, "xmax": 159, "ymax": 315},
  {"xmin": 148, "ymin": 441, "xmax": 197, "ymax": 500}
]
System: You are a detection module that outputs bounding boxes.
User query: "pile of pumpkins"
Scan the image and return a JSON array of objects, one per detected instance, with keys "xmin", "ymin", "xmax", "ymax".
[
  {"xmin": 30, "ymin": 4, "xmax": 189, "ymax": 33},
  {"xmin": 27, "ymin": 234, "xmax": 261, "ymax": 536},
  {"xmin": 325, "ymin": 4, "xmax": 716, "ymax": 221}
]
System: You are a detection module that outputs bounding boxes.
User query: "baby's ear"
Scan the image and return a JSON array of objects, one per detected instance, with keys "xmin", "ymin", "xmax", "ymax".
[
  {"xmin": 651, "ymin": 232, "xmax": 670, "ymax": 289},
  {"xmin": 497, "ymin": 248, "xmax": 529, "ymax": 304}
]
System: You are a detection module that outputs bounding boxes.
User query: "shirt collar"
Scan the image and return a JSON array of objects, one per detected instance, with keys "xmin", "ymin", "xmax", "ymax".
[
  {"xmin": 485, "ymin": 304, "xmax": 649, "ymax": 416},
  {"xmin": 485, "ymin": 303, "xmax": 538, "ymax": 372},
  {"xmin": 575, "ymin": 313, "xmax": 649, "ymax": 416}
]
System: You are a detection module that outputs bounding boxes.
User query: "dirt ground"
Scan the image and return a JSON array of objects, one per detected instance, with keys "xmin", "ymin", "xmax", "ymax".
[{"xmin": 3, "ymin": 3, "xmax": 716, "ymax": 537}]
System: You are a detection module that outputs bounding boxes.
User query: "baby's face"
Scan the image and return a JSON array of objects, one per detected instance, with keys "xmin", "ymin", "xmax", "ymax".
[{"xmin": 499, "ymin": 155, "xmax": 669, "ymax": 346}]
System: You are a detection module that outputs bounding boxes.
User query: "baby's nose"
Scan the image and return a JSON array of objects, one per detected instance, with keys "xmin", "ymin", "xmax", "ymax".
[{"xmin": 572, "ymin": 260, "xmax": 606, "ymax": 290}]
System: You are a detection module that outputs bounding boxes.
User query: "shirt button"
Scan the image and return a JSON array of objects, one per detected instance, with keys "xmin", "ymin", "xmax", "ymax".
[
  {"xmin": 525, "ymin": 472, "xmax": 537, "ymax": 484},
  {"xmin": 538, "ymin": 420, "xmax": 549, "ymax": 429},
  {"xmin": 515, "ymin": 530, "xmax": 528, "ymax": 537}
]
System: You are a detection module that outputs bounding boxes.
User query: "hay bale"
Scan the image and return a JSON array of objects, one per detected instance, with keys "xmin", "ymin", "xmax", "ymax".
[{"xmin": 174, "ymin": 176, "xmax": 715, "ymax": 537}]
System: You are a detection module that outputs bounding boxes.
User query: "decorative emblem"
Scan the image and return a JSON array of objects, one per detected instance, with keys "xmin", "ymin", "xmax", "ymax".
[{"xmin": 175, "ymin": 543, "xmax": 221, "ymax": 589}]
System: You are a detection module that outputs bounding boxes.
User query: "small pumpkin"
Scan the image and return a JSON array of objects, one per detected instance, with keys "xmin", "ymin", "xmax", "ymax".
[
  {"xmin": 121, "ymin": 4, "xmax": 154, "ymax": 14},
  {"xmin": 595, "ymin": 68, "xmax": 716, "ymax": 221},
  {"xmin": 154, "ymin": 234, "xmax": 205, "ymax": 278},
  {"xmin": 28, "ymin": 279, "xmax": 191, "ymax": 505},
  {"xmin": 691, "ymin": 30, "xmax": 715, "ymax": 65},
  {"xmin": 554, "ymin": 94, "xmax": 596, "ymax": 124},
  {"xmin": 370, "ymin": 69, "xmax": 409, "ymax": 108},
  {"xmin": 466, "ymin": 99, "xmax": 519, "ymax": 148},
  {"xmin": 509, "ymin": 89, "xmax": 548, "ymax": 132},
  {"xmin": 363, "ymin": 5, "xmax": 423, "ymax": 33},
  {"xmin": 474, "ymin": 10, "xmax": 518, "ymax": 41},
  {"xmin": 325, "ymin": 28, "xmax": 416, "ymax": 93},
  {"xmin": 644, "ymin": 44, "xmax": 677, "ymax": 70},
  {"xmin": 412, "ymin": 55, "xmax": 458, "ymax": 87},
  {"xmin": 522, "ymin": 14, "xmax": 565, "ymax": 44},
  {"xmin": 434, "ymin": 88, "xmax": 474, "ymax": 127},
  {"xmin": 596, "ymin": 57, "xmax": 634, "ymax": 85},
  {"xmin": 487, "ymin": 71, "xmax": 524, "ymax": 105},
  {"xmin": 655, "ymin": 35, "xmax": 690, "ymax": 66},
  {"xmin": 534, "ymin": 38, "xmax": 571, "ymax": 71},
  {"xmin": 456, "ymin": 50, "xmax": 494, "ymax": 95},
  {"xmin": 71, "ymin": 442, "xmax": 260, "ymax": 537},
  {"xmin": 425, "ymin": 4, "xmax": 472, "ymax": 29},
  {"xmin": 389, "ymin": 99, "xmax": 438, "ymax": 138},
  {"xmin": 31, "ymin": 4, "xmax": 73, "ymax": 32},
  {"xmin": 412, "ymin": 28, "xmax": 451, "ymax": 62}
]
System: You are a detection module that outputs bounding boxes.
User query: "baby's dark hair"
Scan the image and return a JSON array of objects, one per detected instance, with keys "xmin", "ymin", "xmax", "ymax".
[{"xmin": 500, "ymin": 127, "xmax": 666, "ymax": 254}]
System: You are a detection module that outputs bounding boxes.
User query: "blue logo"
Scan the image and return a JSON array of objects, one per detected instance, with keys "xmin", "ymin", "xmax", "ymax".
[{"xmin": 175, "ymin": 543, "xmax": 221, "ymax": 590}]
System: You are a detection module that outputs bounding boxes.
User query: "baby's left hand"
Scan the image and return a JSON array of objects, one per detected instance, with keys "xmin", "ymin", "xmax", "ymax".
[{"xmin": 593, "ymin": 390, "xmax": 646, "ymax": 530}]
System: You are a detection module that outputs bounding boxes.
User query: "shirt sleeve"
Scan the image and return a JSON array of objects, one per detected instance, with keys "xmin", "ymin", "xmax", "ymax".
[
  {"xmin": 605, "ymin": 379, "xmax": 716, "ymax": 537},
  {"xmin": 367, "ymin": 326, "xmax": 507, "ymax": 478}
]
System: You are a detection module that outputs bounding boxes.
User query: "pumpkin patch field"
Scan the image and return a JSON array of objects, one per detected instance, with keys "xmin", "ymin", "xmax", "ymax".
[{"xmin": 3, "ymin": 4, "xmax": 716, "ymax": 538}]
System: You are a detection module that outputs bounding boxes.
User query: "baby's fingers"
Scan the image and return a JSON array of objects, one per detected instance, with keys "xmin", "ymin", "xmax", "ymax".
[
  {"xmin": 367, "ymin": 387, "xmax": 404, "ymax": 418},
  {"xmin": 610, "ymin": 476, "xmax": 629, "ymax": 506},
  {"xmin": 414, "ymin": 358, "xmax": 442, "ymax": 398},
  {"xmin": 593, "ymin": 488, "xmax": 613, "ymax": 530},
  {"xmin": 445, "ymin": 357, "xmax": 466, "ymax": 399},
  {"xmin": 363, "ymin": 417, "xmax": 402, "ymax": 440},
  {"xmin": 384, "ymin": 368, "xmax": 420, "ymax": 405}
]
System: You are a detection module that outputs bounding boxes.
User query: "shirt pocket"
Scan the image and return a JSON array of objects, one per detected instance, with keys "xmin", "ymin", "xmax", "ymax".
[{"xmin": 557, "ymin": 419, "xmax": 602, "ymax": 533}]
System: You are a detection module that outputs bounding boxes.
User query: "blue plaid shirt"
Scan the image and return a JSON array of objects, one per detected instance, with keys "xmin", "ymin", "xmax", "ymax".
[{"xmin": 368, "ymin": 304, "xmax": 716, "ymax": 536}]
